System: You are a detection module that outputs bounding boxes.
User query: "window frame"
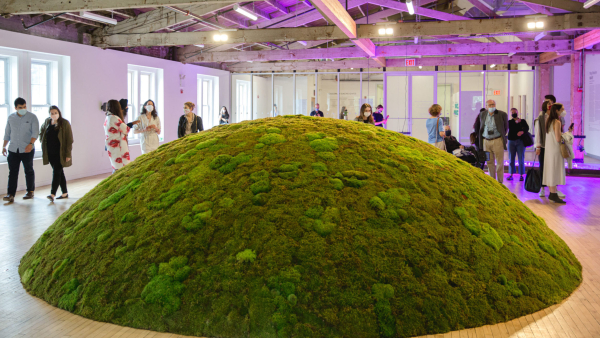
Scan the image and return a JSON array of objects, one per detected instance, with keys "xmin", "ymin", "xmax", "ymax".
[
  {"xmin": 236, "ymin": 79, "xmax": 251, "ymax": 123},
  {"xmin": 127, "ymin": 64, "xmax": 163, "ymax": 143},
  {"xmin": 197, "ymin": 74, "xmax": 219, "ymax": 129}
]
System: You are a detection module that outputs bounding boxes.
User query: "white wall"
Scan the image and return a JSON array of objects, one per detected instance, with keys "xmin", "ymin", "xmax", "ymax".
[
  {"xmin": 0, "ymin": 29, "xmax": 229, "ymax": 194},
  {"xmin": 584, "ymin": 54, "xmax": 600, "ymax": 158},
  {"xmin": 553, "ymin": 63, "xmax": 572, "ymax": 128}
]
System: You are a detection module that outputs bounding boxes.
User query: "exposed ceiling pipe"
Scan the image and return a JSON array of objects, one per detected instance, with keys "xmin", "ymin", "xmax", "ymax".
[{"xmin": 164, "ymin": 6, "xmax": 226, "ymax": 30}]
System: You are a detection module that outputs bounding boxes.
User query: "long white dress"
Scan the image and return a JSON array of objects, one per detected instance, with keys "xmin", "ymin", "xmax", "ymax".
[
  {"xmin": 134, "ymin": 113, "xmax": 161, "ymax": 154},
  {"xmin": 542, "ymin": 120, "xmax": 565, "ymax": 186}
]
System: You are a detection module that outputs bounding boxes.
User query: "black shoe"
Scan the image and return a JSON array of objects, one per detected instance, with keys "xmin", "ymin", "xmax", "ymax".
[
  {"xmin": 23, "ymin": 192, "xmax": 34, "ymax": 200},
  {"xmin": 548, "ymin": 193, "xmax": 566, "ymax": 204},
  {"xmin": 506, "ymin": 176, "xmax": 513, "ymax": 181},
  {"xmin": 47, "ymin": 195, "xmax": 54, "ymax": 202},
  {"xmin": 519, "ymin": 176, "xmax": 524, "ymax": 181},
  {"xmin": 56, "ymin": 194, "xmax": 68, "ymax": 200},
  {"xmin": 3, "ymin": 195, "xmax": 14, "ymax": 203}
]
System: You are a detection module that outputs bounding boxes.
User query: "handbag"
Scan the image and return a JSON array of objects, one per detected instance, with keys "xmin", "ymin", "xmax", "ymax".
[
  {"xmin": 525, "ymin": 155, "xmax": 542, "ymax": 193},
  {"xmin": 560, "ymin": 139, "xmax": 570, "ymax": 159},
  {"xmin": 522, "ymin": 131, "xmax": 534, "ymax": 148},
  {"xmin": 433, "ymin": 117, "xmax": 446, "ymax": 151}
]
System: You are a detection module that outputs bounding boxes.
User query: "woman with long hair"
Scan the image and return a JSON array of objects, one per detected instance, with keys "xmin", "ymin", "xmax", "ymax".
[
  {"xmin": 178, "ymin": 102, "xmax": 203, "ymax": 138},
  {"xmin": 355, "ymin": 103, "xmax": 374, "ymax": 124},
  {"xmin": 134, "ymin": 99, "xmax": 161, "ymax": 154},
  {"xmin": 426, "ymin": 104, "xmax": 446, "ymax": 150},
  {"xmin": 39, "ymin": 106, "xmax": 73, "ymax": 202},
  {"xmin": 104, "ymin": 99, "xmax": 137, "ymax": 172},
  {"xmin": 219, "ymin": 106, "xmax": 230, "ymax": 125},
  {"xmin": 542, "ymin": 103, "xmax": 566, "ymax": 203}
]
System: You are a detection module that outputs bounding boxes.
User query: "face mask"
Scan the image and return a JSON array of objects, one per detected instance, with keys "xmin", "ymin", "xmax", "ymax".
[
  {"xmin": 445, "ymin": 130, "xmax": 451, "ymax": 137},
  {"xmin": 488, "ymin": 107, "xmax": 496, "ymax": 113},
  {"xmin": 17, "ymin": 109, "xmax": 27, "ymax": 116},
  {"xmin": 560, "ymin": 111, "xmax": 566, "ymax": 117},
  {"xmin": 512, "ymin": 113, "xmax": 518, "ymax": 118},
  {"xmin": 184, "ymin": 109, "xmax": 190, "ymax": 114},
  {"xmin": 145, "ymin": 105, "xmax": 154, "ymax": 112},
  {"xmin": 364, "ymin": 112, "xmax": 371, "ymax": 117}
]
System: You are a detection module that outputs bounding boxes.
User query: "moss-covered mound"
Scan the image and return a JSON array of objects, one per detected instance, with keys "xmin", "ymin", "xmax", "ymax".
[{"xmin": 20, "ymin": 116, "xmax": 581, "ymax": 338}]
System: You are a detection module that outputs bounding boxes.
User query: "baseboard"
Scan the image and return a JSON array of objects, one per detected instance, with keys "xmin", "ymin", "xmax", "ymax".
[{"xmin": 586, "ymin": 153, "xmax": 600, "ymax": 161}]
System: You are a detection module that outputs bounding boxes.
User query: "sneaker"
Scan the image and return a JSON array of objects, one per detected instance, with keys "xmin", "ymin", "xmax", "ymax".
[
  {"xmin": 506, "ymin": 176, "xmax": 513, "ymax": 181},
  {"xmin": 557, "ymin": 191, "xmax": 566, "ymax": 199},
  {"xmin": 3, "ymin": 195, "xmax": 14, "ymax": 203},
  {"xmin": 519, "ymin": 176, "xmax": 524, "ymax": 181},
  {"xmin": 539, "ymin": 187, "xmax": 545, "ymax": 197}
]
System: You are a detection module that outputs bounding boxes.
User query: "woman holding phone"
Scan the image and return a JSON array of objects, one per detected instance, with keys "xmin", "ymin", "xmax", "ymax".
[{"xmin": 134, "ymin": 99, "xmax": 161, "ymax": 154}]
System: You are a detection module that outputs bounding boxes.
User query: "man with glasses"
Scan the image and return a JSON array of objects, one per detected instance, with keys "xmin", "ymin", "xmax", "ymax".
[{"xmin": 478, "ymin": 99, "xmax": 508, "ymax": 183}]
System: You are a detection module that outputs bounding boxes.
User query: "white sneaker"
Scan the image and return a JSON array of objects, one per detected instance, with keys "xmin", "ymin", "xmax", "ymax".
[
  {"xmin": 539, "ymin": 187, "xmax": 545, "ymax": 197},
  {"xmin": 557, "ymin": 191, "xmax": 566, "ymax": 199}
]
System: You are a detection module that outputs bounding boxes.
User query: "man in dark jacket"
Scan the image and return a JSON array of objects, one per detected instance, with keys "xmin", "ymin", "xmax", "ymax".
[{"xmin": 478, "ymin": 100, "xmax": 508, "ymax": 183}]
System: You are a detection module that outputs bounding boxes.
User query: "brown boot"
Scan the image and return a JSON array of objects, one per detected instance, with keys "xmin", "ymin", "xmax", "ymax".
[
  {"xmin": 3, "ymin": 195, "xmax": 14, "ymax": 203},
  {"xmin": 23, "ymin": 191, "xmax": 34, "ymax": 199}
]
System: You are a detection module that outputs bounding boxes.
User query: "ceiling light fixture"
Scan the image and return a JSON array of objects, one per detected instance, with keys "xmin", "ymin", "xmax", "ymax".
[
  {"xmin": 79, "ymin": 11, "xmax": 117, "ymax": 25},
  {"xmin": 233, "ymin": 4, "xmax": 258, "ymax": 21},
  {"xmin": 195, "ymin": 44, "xmax": 204, "ymax": 48},
  {"xmin": 379, "ymin": 28, "xmax": 386, "ymax": 35},
  {"xmin": 418, "ymin": 66, "xmax": 422, "ymax": 69},
  {"xmin": 536, "ymin": 21, "xmax": 544, "ymax": 28},
  {"xmin": 406, "ymin": 0, "xmax": 415, "ymax": 15},
  {"xmin": 213, "ymin": 33, "xmax": 228, "ymax": 42},
  {"xmin": 378, "ymin": 27, "xmax": 394, "ymax": 36},
  {"xmin": 583, "ymin": 0, "xmax": 600, "ymax": 8},
  {"xmin": 490, "ymin": 64, "xmax": 496, "ymax": 68},
  {"xmin": 527, "ymin": 22, "xmax": 536, "ymax": 29}
]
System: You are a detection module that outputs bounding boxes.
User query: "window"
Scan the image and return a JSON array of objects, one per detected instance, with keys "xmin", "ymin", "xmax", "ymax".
[
  {"xmin": 236, "ymin": 79, "xmax": 251, "ymax": 122},
  {"xmin": 0, "ymin": 47, "xmax": 69, "ymax": 163},
  {"xmin": 127, "ymin": 65, "xmax": 163, "ymax": 142},
  {"xmin": 197, "ymin": 75, "xmax": 219, "ymax": 129}
]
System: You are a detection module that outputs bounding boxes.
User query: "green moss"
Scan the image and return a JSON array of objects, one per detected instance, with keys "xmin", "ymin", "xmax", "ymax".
[
  {"xmin": 236, "ymin": 249, "xmax": 257, "ymax": 263},
  {"xmin": 20, "ymin": 116, "xmax": 582, "ymax": 338},
  {"xmin": 259, "ymin": 133, "xmax": 286, "ymax": 145},
  {"xmin": 267, "ymin": 127, "xmax": 282, "ymax": 134},
  {"xmin": 255, "ymin": 143, "xmax": 265, "ymax": 149},
  {"xmin": 497, "ymin": 275, "xmax": 507, "ymax": 285}
]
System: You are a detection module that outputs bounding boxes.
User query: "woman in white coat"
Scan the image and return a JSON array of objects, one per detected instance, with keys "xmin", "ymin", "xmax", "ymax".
[
  {"xmin": 542, "ymin": 103, "xmax": 566, "ymax": 204},
  {"xmin": 134, "ymin": 100, "xmax": 161, "ymax": 154}
]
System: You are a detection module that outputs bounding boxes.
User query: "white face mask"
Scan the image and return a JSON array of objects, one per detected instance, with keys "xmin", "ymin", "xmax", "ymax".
[
  {"xmin": 364, "ymin": 112, "xmax": 371, "ymax": 117},
  {"xmin": 184, "ymin": 108, "xmax": 191, "ymax": 114},
  {"xmin": 17, "ymin": 109, "xmax": 27, "ymax": 116},
  {"xmin": 145, "ymin": 105, "xmax": 154, "ymax": 112},
  {"xmin": 560, "ymin": 111, "xmax": 566, "ymax": 117}
]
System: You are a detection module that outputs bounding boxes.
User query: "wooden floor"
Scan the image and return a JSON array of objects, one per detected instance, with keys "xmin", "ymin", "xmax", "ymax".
[{"xmin": 1, "ymin": 173, "xmax": 600, "ymax": 338}]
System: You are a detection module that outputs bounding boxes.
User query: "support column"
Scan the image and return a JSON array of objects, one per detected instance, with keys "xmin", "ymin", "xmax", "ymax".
[
  {"xmin": 570, "ymin": 53, "xmax": 584, "ymax": 162},
  {"xmin": 538, "ymin": 65, "xmax": 551, "ymax": 109}
]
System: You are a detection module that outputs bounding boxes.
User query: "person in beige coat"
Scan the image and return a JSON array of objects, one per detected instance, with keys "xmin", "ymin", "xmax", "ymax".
[{"xmin": 39, "ymin": 106, "xmax": 73, "ymax": 202}]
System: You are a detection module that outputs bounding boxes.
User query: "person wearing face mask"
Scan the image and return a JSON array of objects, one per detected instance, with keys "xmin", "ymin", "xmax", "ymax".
[
  {"xmin": 544, "ymin": 94, "xmax": 565, "ymax": 128},
  {"xmin": 219, "ymin": 106, "xmax": 230, "ymax": 125},
  {"xmin": 178, "ymin": 102, "xmax": 203, "ymax": 138},
  {"xmin": 426, "ymin": 104, "xmax": 445, "ymax": 150},
  {"xmin": 373, "ymin": 105, "xmax": 388, "ymax": 128},
  {"xmin": 310, "ymin": 103, "xmax": 324, "ymax": 117},
  {"xmin": 3, "ymin": 97, "xmax": 40, "ymax": 202},
  {"xmin": 355, "ymin": 103, "xmax": 375, "ymax": 124},
  {"xmin": 134, "ymin": 100, "xmax": 161, "ymax": 154},
  {"xmin": 506, "ymin": 108, "xmax": 529, "ymax": 182},
  {"xmin": 478, "ymin": 100, "xmax": 508, "ymax": 183},
  {"xmin": 39, "ymin": 106, "xmax": 73, "ymax": 202},
  {"xmin": 542, "ymin": 103, "xmax": 567, "ymax": 204}
]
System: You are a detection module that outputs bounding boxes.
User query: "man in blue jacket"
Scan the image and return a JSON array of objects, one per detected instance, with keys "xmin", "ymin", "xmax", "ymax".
[{"xmin": 2, "ymin": 97, "xmax": 40, "ymax": 203}]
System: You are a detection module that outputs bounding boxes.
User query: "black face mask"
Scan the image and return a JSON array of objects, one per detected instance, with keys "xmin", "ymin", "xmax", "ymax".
[
  {"xmin": 445, "ymin": 130, "xmax": 451, "ymax": 137},
  {"xmin": 512, "ymin": 113, "xmax": 518, "ymax": 118}
]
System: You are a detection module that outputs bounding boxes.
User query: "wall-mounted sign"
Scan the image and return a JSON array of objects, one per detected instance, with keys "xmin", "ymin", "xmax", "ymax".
[
  {"xmin": 405, "ymin": 59, "xmax": 416, "ymax": 67},
  {"xmin": 493, "ymin": 90, "xmax": 501, "ymax": 95}
]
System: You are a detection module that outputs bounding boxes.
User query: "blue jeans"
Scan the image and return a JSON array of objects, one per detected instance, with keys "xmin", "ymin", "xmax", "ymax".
[{"xmin": 508, "ymin": 139, "xmax": 525, "ymax": 175}]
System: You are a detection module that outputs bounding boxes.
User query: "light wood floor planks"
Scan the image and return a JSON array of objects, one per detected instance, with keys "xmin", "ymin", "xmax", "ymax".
[{"xmin": 1, "ymin": 173, "xmax": 600, "ymax": 338}]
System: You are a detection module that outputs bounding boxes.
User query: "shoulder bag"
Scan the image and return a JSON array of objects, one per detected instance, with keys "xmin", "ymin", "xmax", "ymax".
[
  {"xmin": 433, "ymin": 117, "xmax": 446, "ymax": 151},
  {"xmin": 524, "ymin": 155, "xmax": 542, "ymax": 193}
]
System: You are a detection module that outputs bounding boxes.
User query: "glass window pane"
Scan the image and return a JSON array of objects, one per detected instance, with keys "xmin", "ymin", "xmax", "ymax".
[
  {"xmin": 140, "ymin": 73, "xmax": 150, "ymax": 104},
  {"xmin": 317, "ymin": 74, "xmax": 338, "ymax": 119},
  {"xmin": 486, "ymin": 72, "xmax": 509, "ymax": 113},
  {"xmin": 339, "ymin": 73, "xmax": 360, "ymax": 120},
  {"xmin": 273, "ymin": 74, "xmax": 293, "ymax": 116},
  {"xmin": 233, "ymin": 74, "xmax": 252, "ymax": 122},
  {"xmin": 510, "ymin": 70, "xmax": 536, "ymax": 128},
  {"xmin": 202, "ymin": 80, "xmax": 209, "ymax": 103},
  {"xmin": 31, "ymin": 63, "xmax": 48, "ymax": 105},
  {"xmin": 0, "ymin": 60, "xmax": 5, "ymax": 105},
  {"xmin": 252, "ymin": 74, "xmax": 272, "ymax": 119},
  {"xmin": 459, "ymin": 72, "xmax": 484, "ymax": 145},
  {"xmin": 386, "ymin": 75, "xmax": 409, "ymax": 133},
  {"xmin": 411, "ymin": 75, "xmax": 435, "ymax": 142},
  {"xmin": 0, "ymin": 107, "xmax": 7, "ymax": 140},
  {"xmin": 437, "ymin": 73, "xmax": 460, "ymax": 141},
  {"xmin": 0, "ymin": 83, "xmax": 5, "ymax": 106}
]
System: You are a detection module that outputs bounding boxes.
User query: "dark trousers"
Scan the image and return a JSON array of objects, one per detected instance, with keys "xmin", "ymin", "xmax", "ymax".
[
  {"xmin": 7, "ymin": 149, "xmax": 35, "ymax": 196},
  {"xmin": 539, "ymin": 147, "xmax": 546, "ymax": 188},
  {"xmin": 49, "ymin": 152, "xmax": 67, "ymax": 195}
]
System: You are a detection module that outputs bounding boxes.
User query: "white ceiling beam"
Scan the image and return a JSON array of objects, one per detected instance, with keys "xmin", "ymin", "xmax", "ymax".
[
  {"xmin": 575, "ymin": 29, "xmax": 600, "ymax": 50},
  {"xmin": 518, "ymin": 0, "xmax": 600, "ymax": 12},
  {"xmin": 0, "ymin": 0, "xmax": 262, "ymax": 16},
  {"xmin": 521, "ymin": 2, "xmax": 554, "ymax": 16},
  {"xmin": 466, "ymin": 0, "xmax": 497, "ymax": 17}
]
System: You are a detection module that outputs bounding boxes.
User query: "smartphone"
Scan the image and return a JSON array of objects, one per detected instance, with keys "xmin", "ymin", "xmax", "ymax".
[{"xmin": 569, "ymin": 123, "xmax": 574, "ymax": 130}]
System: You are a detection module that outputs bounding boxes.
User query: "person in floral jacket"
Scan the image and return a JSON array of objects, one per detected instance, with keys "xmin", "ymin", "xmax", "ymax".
[{"xmin": 104, "ymin": 100, "xmax": 138, "ymax": 172}]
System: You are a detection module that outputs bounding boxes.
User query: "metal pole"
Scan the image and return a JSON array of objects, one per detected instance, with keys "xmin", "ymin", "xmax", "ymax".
[{"xmin": 22, "ymin": 13, "xmax": 66, "ymax": 30}]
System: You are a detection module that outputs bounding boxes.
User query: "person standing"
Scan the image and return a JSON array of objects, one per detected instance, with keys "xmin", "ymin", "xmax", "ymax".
[
  {"xmin": 507, "ymin": 108, "xmax": 529, "ymax": 182},
  {"xmin": 426, "ymin": 104, "xmax": 445, "ymax": 150},
  {"xmin": 542, "ymin": 103, "xmax": 567, "ymax": 204},
  {"xmin": 104, "ymin": 100, "xmax": 136, "ymax": 173},
  {"xmin": 39, "ymin": 106, "xmax": 73, "ymax": 202},
  {"xmin": 3, "ymin": 98, "xmax": 39, "ymax": 202},
  {"xmin": 535, "ymin": 102, "xmax": 565, "ymax": 198},
  {"xmin": 134, "ymin": 100, "xmax": 161, "ymax": 154},
  {"xmin": 310, "ymin": 104, "xmax": 324, "ymax": 117},
  {"xmin": 355, "ymin": 103, "xmax": 375, "ymax": 124},
  {"xmin": 478, "ymin": 100, "xmax": 508, "ymax": 183},
  {"xmin": 373, "ymin": 105, "xmax": 388, "ymax": 128},
  {"xmin": 219, "ymin": 106, "xmax": 230, "ymax": 125},
  {"xmin": 544, "ymin": 94, "xmax": 565, "ymax": 127},
  {"xmin": 340, "ymin": 106, "xmax": 348, "ymax": 120},
  {"xmin": 178, "ymin": 102, "xmax": 203, "ymax": 138}
]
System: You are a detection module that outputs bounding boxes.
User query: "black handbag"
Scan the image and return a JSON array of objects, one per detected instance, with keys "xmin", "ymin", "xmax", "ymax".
[
  {"xmin": 525, "ymin": 156, "xmax": 542, "ymax": 193},
  {"xmin": 522, "ymin": 131, "xmax": 534, "ymax": 148}
]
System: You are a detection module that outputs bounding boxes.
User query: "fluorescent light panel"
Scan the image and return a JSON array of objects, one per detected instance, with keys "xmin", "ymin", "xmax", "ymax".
[
  {"xmin": 583, "ymin": 0, "xmax": 599, "ymax": 8},
  {"xmin": 233, "ymin": 4, "xmax": 258, "ymax": 21},
  {"xmin": 406, "ymin": 0, "xmax": 415, "ymax": 15},
  {"xmin": 79, "ymin": 11, "xmax": 117, "ymax": 25}
]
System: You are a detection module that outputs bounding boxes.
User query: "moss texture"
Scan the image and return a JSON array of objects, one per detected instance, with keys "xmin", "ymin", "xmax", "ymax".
[{"xmin": 19, "ymin": 116, "xmax": 581, "ymax": 338}]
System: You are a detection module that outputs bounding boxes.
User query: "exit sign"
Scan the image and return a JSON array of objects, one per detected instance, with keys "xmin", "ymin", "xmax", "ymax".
[
  {"xmin": 493, "ymin": 90, "xmax": 501, "ymax": 95},
  {"xmin": 405, "ymin": 59, "xmax": 416, "ymax": 67}
]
